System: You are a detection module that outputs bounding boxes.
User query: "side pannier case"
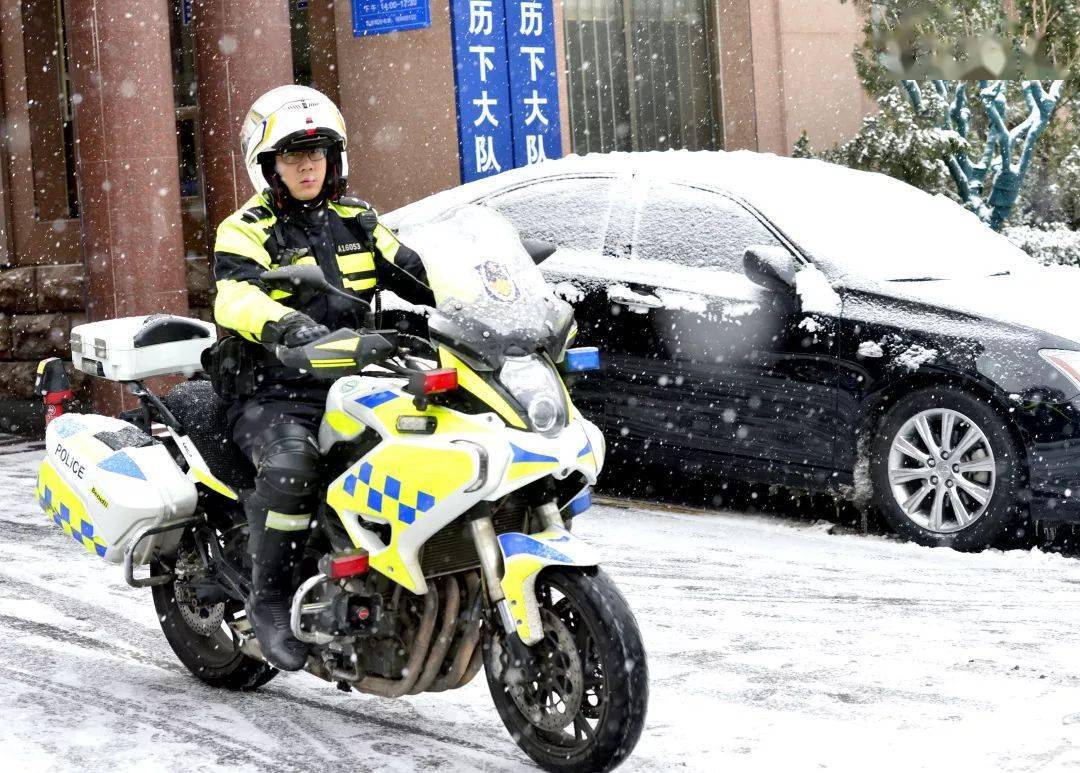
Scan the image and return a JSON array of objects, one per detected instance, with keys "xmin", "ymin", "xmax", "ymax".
[{"xmin": 37, "ymin": 414, "xmax": 197, "ymax": 564}]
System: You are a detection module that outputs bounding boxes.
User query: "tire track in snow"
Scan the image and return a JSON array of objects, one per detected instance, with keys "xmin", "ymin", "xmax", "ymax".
[
  {"xmin": 0, "ymin": 665, "xmax": 309, "ymax": 773},
  {"xmin": 0, "ymin": 625, "xmax": 520, "ymax": 772},
  {"xmin": 0, "ymin": 613, "xmax": 187, "ymax": 675},
  {"xmin": 0, "ymin": 436, "xmax": 43, "ymax": 454},
  {"xmin": 0, "ymin": 597, "xmax": 522, "ymax": 769}
]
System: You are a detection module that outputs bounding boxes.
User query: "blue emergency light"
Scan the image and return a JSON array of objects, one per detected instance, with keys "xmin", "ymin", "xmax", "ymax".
[{"xmin": 564, "ymin": 347, "xmax": 600, "ymax": 372}]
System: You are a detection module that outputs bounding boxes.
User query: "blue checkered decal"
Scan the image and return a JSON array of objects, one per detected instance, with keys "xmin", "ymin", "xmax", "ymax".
[
  {"xmin": 37, "ymin": 483, "xmax": 108, "ymax": 558},
  {"xmin": 341, "ymin": 462, "xmax": 437, "ymax": 524}
]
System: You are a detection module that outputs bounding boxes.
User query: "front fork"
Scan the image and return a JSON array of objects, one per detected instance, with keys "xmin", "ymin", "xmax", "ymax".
[{"xmin": 468, "ymin": 500, "xmax": 563, "ymax": 655}]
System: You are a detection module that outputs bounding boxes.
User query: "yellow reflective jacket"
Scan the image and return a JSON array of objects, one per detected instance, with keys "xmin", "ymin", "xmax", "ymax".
[{"xmin": 213, "ymin": 192, "xmax": 432, "ymax": 343}]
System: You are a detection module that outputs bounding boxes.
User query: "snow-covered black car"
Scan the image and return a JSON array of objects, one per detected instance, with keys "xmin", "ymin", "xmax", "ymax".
[{"xmin": 387, "ymin": 151, "xmax": 1080, "ymax": 551}]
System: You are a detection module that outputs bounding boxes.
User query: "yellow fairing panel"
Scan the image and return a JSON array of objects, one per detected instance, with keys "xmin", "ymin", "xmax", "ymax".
[
  {"xmin": 327, "ymin": 442, "xmax": 477, "ymax": 593},
  {"xmin": 498, "ymin": 527, "xmax": 600, "ymax": 645},
  {"xmin": 36, "ymin": 459, "xmax": 108, "ymax": 559},
  {"xmin": 325, "ymin": 409, "xmax": 363, "ymax": 436}
]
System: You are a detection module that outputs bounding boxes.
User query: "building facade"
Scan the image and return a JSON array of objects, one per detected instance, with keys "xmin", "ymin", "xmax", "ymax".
[{"xmin": 0, "ymin": 0, "xmax": 872, "ymax": 425}]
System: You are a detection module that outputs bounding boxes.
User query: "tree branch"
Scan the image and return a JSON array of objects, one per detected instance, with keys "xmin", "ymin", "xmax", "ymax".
[
  {"xmin": 901, "ymin": 80, "xmax": 923, "ymax": 113},
  {"xmin": 979, "ymin": 81, "xmax": 1012, "ymax": 171}
]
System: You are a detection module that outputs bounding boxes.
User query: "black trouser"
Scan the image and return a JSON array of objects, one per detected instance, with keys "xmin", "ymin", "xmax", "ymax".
[{"xmin": 229, "ymin": 392, "xmax": 324, "ymax": 581}]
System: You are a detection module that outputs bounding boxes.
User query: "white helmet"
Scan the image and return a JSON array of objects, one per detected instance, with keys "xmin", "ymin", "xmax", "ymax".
[{"xmin": 240, "ymin": 85, "xmax": 349, "ymax": 196}]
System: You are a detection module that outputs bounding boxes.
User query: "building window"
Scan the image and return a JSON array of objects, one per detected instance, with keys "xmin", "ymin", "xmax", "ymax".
[
  {"xmin": 170, "ymin": 1, "xmax": 207, "ymax": 255},
  {"xmin": 562, "ymin": 0, "xmax": 722, "ymax": 154},
  {"xmin": 170, "ymin": 0, "xmax": 198, "ymax": 108},
  {"xmin": 291, "ymin": 0, "xmax": 313, "ymax": 86},
  {"xmin": 22, "ymin": 0, "xmax": 79, "ymax": 220}
]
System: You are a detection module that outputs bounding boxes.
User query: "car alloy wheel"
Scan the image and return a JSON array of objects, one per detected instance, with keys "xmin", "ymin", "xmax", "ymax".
[{"xmin": 887, "ymin": 408, "xmax": 996, "ymax": 534}]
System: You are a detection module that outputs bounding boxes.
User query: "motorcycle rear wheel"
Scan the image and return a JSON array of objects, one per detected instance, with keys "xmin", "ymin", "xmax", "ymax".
[
  {"xmin": 483, "ymin": 567, "xmax": 648, "ymax": 773},
  {"xmin": 151, "ymin": 526, "xmax": 277, "ymax": 691}
]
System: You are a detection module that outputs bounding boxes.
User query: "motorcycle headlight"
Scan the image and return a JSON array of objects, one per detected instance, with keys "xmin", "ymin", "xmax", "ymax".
[
  {"xmin": 498, "ymin": 355, "xmax": 567, "ymax": 435},
  {"xmin": 1040, "ymin": 349, "xmax": 1080, "ymax": 394}
]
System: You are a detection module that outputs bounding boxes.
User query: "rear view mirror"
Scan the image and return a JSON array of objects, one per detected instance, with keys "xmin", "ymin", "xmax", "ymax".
[
  {"xmin": 261, "ymin": 264, "xmax": 371, "ymax": 311},
  {"xmin": 743, "ymin": 245, "xmax": 797, "ymax": 292},
  {"xmin": 260, "ymin": 264, "xmax": 331, "ymax": 291},
  {"xmin": 522, "ymin": 238, "xmax": 557, "ymax": 265}
]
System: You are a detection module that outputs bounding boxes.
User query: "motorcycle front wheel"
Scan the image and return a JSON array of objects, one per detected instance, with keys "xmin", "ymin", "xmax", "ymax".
[{"xmin": 483, "ymin": 568, "xmax": 648, "ymax": 773}]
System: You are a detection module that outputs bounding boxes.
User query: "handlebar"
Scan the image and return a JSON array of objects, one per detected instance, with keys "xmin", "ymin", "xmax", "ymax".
[
  {"xmin": 272, "ymin": 328, "xmax": 399, "ymax": 378},
  {"xmin": 274, "ymin": 344, "xmax": 314, "ymax": 370}
]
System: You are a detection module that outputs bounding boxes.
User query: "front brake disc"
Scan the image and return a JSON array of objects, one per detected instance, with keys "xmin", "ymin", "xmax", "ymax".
[{"xmin": 506, "ymin": 608, "xmax": 585, "ymax": 731}]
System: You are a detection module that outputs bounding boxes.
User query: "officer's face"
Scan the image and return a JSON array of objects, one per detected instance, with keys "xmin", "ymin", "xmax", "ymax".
[{"xmin": 275, "ymin": 151, "xmax": 327, "ymax": 201}]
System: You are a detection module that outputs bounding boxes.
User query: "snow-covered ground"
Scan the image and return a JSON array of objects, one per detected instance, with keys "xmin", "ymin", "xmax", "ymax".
[{"xmin": 3, "ymin": 440, "xmax": 1080, "ymax": 772}]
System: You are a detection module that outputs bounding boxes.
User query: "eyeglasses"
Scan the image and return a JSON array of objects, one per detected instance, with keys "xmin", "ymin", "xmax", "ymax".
[{"xmin": 277, "ymin": 147, "xmax": 328, "ymax": 165}]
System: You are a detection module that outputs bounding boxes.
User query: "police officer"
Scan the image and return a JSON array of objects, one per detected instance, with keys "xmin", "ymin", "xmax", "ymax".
[{"xmin": 212, "ymin": 86, "xmax": 434, "ymax": 671}]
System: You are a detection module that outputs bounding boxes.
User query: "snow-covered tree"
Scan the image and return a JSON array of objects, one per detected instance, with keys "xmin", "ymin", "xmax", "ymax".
[
  {"xmin": 800, "ymin": 1, "xmax": 1079, "ymax": 235},
  {"xmin": 900, "ymin": 79, "xmax": 1064, "ymax": 230},
  {"xmin": 793, "ymin": 87, "xmax": 963, "ymax": 199}
]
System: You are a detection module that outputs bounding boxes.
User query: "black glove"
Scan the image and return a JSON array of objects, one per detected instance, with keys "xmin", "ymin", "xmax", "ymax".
[{"xmin": 262, "ymin": 312, "xmax": 329, "ymax": 348}]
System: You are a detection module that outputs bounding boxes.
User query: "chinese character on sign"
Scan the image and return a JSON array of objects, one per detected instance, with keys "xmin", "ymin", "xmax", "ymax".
[
  {"xmin": 520, "ymin": 1, "xmax": 543, "ymax": 35},
  {"xmin": 453, "ymin": 0, "xmax": 559, "ymax": 179},
  {"xmin": 526, "ymin": 134, "xmax": 549, "ymax": 164},
  {"xmin": 520, "ymin": 46, "xmax": 545, "ymax": 80},
  {"xmin": 469, "ymin": 0, "xmax": 493, "ymax": 34},
  {"xmin": 470, "ymin": 45, "xmax": 497, "ymax": 82},
  {"xmin": 473, "ymin": 91, "xmax": 501, "ymax": 127},
  {"xmin": 523, "ymin": 90, "xmax": 549, "ymax": 126},
  {"xmin": 475, "ymin": 136, "xmax": 502, "ymax": 173}
]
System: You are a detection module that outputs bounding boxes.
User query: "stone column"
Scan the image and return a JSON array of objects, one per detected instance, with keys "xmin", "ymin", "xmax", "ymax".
[
  {"xmin": 64, "ymin": 0, "xmax": 190, "ymax": 414},
  {"xmin": 192, "ymin": 0, "xmax": 293, "ymax": 241}
]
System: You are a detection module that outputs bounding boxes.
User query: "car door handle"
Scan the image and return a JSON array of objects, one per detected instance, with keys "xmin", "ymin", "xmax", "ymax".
[{"xmin": 607, "ymin": 285, "xmax": 664, "ymax": 309}]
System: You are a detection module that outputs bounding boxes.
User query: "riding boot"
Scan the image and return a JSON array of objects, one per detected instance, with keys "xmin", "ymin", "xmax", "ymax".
[{"xmin": 244, "ymin": 492, "xmax": 313, "ymax": 671}]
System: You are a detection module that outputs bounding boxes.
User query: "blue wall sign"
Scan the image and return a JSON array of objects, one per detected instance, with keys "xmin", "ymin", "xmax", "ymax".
[
  {"xmin": 352, "ymin": 0, "xmax": 431, "ymax": 37},
  {"xmin": 504, "ymin": 0, "xmax": 562, "ymax": 167},
  {"xmin": 450, "ymin": 0, "xmax": 562, "ymax": 183},
  {"xmin": 449, "ymin": 0, "xmax": 515, "ymax": 182}
]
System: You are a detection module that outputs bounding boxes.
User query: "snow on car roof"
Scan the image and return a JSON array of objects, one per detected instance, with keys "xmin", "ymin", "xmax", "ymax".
[
  {"xmin": 645, "ymin": 150, "xmax": 1033, "ymax": 282},
  {"xmin": 388, "ymin": 149, "xmax": 1032, "ymax": 283},
  {"xmin": 385, "ymin": 153, "xmax": 622, "ymax": 227}
]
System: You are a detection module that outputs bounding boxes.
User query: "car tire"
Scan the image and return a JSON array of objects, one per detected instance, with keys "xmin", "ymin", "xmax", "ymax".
[{"xmin": 868, "ymin": 386, "xmax": 1023, "ymax": 551}]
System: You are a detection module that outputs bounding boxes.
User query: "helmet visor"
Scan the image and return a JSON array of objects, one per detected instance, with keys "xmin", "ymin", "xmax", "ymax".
[{"xmin": 266, "ymin": 129, "xmax": 341, "ymax": 157}]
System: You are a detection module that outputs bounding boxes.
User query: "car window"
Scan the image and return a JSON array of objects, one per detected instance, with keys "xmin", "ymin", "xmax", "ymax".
[
  {"xmin": 485, "ymin": 176, "xmax": 616, "ymax": 253},
  {"xmin": 632, "ymin": 182, "xmax": 786, "ymax": 271}
]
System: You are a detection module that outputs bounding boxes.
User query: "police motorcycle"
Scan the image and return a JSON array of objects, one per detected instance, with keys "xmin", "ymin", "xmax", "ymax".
[{"xmin": 32, "ymin": 208, "xmax": 648, "ymax": 772}]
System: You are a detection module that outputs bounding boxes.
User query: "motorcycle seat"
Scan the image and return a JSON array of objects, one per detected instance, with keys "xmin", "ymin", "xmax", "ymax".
[{"xmin": 163, "ymin": 380, "xmax": 255, "ymax": 492}]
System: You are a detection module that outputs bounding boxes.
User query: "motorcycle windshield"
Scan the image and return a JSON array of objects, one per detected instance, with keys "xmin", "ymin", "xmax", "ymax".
[{"xmin": 400, "ymin": 207, "xmax": 574, "ymax": 369}]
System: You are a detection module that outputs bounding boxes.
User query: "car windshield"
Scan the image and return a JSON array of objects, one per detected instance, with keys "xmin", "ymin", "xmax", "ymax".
[
  {"xmin": 399, "ymin": 206, "xmax": 573, "ymax": 368},
  {"xmin": 737, "ymin": 161, "xmax": 1036, "ymax": 283},
  {"xmin": 813, "ymin": 192, "xmax": 1034, "ymax": 282}
]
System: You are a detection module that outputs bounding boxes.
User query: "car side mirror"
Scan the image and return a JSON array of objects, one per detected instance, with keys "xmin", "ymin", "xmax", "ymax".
[
  {"xmin": 260, "ymin": 264, "xmax": 332, "ymax": 292},
  {"xmin": 743, "ymin": 245, "xmax": 797, "ymax": 292},
  {"xmin": 522, "ymin": 238, "xmax": 557, "ymax": 265}
]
